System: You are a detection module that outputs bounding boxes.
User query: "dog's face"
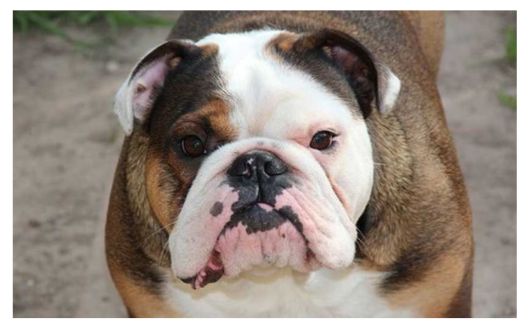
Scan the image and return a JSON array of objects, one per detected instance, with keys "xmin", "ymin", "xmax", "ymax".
[{"xmin": 114, "ymin": 29, "xmax": 400, "ymax": 289}]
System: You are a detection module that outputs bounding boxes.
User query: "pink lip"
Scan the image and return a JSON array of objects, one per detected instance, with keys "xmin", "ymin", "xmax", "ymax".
[
  {"xmin": 179, "ymin": 206, "xmax": 319, "ymax": 289},
  {"xmin": 181, "ymin": 250, "xmax": 224, "ymax": 290}
]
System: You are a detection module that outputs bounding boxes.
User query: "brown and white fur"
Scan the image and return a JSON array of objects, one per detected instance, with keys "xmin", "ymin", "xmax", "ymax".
[{"xmin": 105, "ymin": 11, "xmax": 473, "ymax": 317}]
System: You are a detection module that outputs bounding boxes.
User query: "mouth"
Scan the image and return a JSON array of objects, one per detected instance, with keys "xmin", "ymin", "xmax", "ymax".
[
  {"xmin": 180, "ymin": 249, "xmax": 225, "ymax": 290},
  {"xmin": 179, "ymin": 203, "xmax": 319, "ymax": 289}
]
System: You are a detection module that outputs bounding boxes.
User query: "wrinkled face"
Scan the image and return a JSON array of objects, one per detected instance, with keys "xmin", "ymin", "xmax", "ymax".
[{"xmin": 114, "ymin": 29, "xmax": 400, "ymax": 289}]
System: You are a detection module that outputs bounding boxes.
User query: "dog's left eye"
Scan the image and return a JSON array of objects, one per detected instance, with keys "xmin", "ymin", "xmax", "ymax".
[
  {"xmin": 310, "ymin": 131, "xmax": 336, "ymax": 150},
  {"xmin": 180, "ymin": 135, "xmax": 206, "ymax": 157}
]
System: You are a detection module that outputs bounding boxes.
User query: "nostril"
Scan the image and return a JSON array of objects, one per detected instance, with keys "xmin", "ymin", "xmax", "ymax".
[
  {"xmin": 243, "ymin": 161, "xmax": 254, "ymax": 178},
  {"xmin": 264, "ymin": 160, "xmax": 287, "ymax": 176},
  {"xmin": 227, "ymin": 157, "xmax": 252, "ymax": 177}
]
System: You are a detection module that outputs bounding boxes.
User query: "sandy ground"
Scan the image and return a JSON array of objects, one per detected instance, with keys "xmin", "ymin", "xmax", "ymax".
[{"xmin": 13, "ymin": 12, "xmax": 516, "ymax": 317}]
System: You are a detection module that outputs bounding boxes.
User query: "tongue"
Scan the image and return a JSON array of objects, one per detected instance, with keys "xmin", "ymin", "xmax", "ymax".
[{"xmin": 181, "ymin": 251, "xmax": 224, "ymax": 289}]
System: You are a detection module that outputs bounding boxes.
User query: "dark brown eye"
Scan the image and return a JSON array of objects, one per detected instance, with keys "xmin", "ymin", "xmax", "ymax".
[
  {"xmin": 310, "ymin": 131, "xmax": 336, "ymax": 150},
  {"xmin": 180, "ymin": 135, "xmax": 206, "ymax": 157}
]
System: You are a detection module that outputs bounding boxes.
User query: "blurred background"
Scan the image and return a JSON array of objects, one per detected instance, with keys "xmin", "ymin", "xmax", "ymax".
[{"xmin": 13, "ymin": 11, "xmax": 516, "ymax": 317}]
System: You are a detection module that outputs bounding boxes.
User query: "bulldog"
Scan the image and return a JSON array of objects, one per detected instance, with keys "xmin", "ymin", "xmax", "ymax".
[{"xmin": 105, "ymin": 11, "xmax": 473, "ymax": 317}]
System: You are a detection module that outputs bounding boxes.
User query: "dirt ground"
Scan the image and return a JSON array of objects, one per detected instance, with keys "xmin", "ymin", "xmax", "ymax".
[{"xmin": 13, "ymin": 12, "xmax": 516, "ymax": 317}]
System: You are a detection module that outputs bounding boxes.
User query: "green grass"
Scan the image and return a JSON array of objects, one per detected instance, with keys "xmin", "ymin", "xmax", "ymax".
[
  {"xmin": 498, "ymin": 26, "xmax": 516, "ymax": 110},
  {"xmin": 13, "ymin": 11, "xmax": 172, "ymax": 47},
  {"xmin": 505, "ymin": 27, "xmax": 516, "ymax": 66},
  {"xmin": 498, "ymin": 91, "xmax": 516, "ymax": 110}
]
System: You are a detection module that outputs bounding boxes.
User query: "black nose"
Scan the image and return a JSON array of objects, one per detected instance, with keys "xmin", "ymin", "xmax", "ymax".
[
  {"xmin": 227, "ymin": 151, "xmax": 288, "ymax": 180},
  {"xmin": 227, "ymin": 151, "xmax": 290, "ymax": 208}
]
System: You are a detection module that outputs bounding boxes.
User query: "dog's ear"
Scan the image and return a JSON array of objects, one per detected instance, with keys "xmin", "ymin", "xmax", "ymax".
[
  {"xmin": 114, "ymin": 40, "xmax": 202, "ymax": 135},
  {"xmin": 290, "ymin": 29, "xmax": 401, "ymax": 117}
]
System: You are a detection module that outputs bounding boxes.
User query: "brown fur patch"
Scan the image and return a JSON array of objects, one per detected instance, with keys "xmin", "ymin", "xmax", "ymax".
[
  {"xmin": 145, "ymin": 98, "xmax": 236, "ymax": 231},
  {"xmin": 384, "ymin": 250, "xmax": 471, "ymax": 317},
  {"xmin": 125, "ymin": 134, "xmax": 171, "ymax": 268},
  {"xmin": 146, "ymin": 156, "xmax": 178, "ymax": 231},
  {"xmin": 109, "ymin": 261, "xmax": 180, "ymax": 317},
  {"xmin": 198, "ymin": 98, "xmax": 238, "ymax": 141},
  {"xmin": 267, "ymin": 31, "xmax": 299, "ymax": 52},
  {"xmin": 402, "ymin": 12, "xmax": 445, "ymax": 77},
  {"xmin": 199, "ymin": 43, "xmax": 220, "ymax": 57}
]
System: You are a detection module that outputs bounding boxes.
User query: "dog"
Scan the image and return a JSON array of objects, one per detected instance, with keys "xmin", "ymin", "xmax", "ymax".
[{"xmin": 105, "ymin": 11, "xmax": 473, "ymax": 317}]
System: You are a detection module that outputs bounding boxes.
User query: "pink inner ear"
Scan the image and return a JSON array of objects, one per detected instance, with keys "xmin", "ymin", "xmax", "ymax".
[
  {"xmin": 330, "ymin": 46, "xmax": 358, "ymax": 73},
  {"xmin": 131, "ymin": 56, "xmax": 174, "ymax": 121}
]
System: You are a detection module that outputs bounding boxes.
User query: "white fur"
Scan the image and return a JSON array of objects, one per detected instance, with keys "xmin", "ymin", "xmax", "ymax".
[
  {"xmin": 164, "ymin": 30, "xmax": 405, "ymax": 316},
  {"xmin": 114, "ymin": 42, "xmax": 167, "ymax": 135},
  {"xmin": 114, "ymin": 74, "xmax": 135, "ymax": 135},
  {"xmin": 380, "ymin": 65, "xmax": 401, "ymax": 113},
  {"xmin": 163, "ymin": 267, "xmax": 416, "ymax": 317},
  {"xmin": 114, "ymin": 40, "xmax": 193, "ymax": 135}
]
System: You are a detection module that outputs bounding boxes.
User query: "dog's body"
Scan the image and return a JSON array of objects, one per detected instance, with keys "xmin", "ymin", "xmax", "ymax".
[{"xmin": 105, "ymin": 11, "xmax": 473, "ymax": 317}]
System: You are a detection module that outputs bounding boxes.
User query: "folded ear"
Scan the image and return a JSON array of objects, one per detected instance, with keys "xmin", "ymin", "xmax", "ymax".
[
  {"xmin": 114, "ymin": 39, "xmax": 202, "ymax": 135},
  {"xmin": 290, "ymin": 29, "xmax": 401, "ymax": 117}
]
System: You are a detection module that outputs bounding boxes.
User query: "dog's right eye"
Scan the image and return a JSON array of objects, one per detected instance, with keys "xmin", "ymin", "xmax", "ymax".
[
  {"xmin": 310, "ymin": 131, "xmax": 336, "ymax": 150},
  {"xmin": 180, "ymin": 135, "xmax": 206, "ymax": 158}
]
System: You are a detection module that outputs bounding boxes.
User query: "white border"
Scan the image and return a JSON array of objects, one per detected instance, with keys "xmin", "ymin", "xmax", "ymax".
[{"xmin": 3, "ymin": 0, "xmax": 522, "ymax": 10}]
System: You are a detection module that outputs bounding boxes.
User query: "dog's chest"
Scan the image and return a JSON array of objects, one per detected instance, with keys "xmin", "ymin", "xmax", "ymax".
[{"xmin": 162, "ymin": 268, "xmax": 416, "ymax": 317}]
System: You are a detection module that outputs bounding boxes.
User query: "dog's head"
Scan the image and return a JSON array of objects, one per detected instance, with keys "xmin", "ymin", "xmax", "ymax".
[{"xmin": 114, "ymin": 29, "xmax": 400, "ymax": 289}]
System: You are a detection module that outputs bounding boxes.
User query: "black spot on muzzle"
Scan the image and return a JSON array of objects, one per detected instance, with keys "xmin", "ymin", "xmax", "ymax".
[{"xmin": 210, "ymin": 201, "xmax": 223, "ymax": 217}]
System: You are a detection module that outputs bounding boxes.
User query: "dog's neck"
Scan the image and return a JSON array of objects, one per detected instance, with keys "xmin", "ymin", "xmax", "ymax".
[{"xmin": 161, "ymin": 263, "xmax": 415, "ymax": 317}]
